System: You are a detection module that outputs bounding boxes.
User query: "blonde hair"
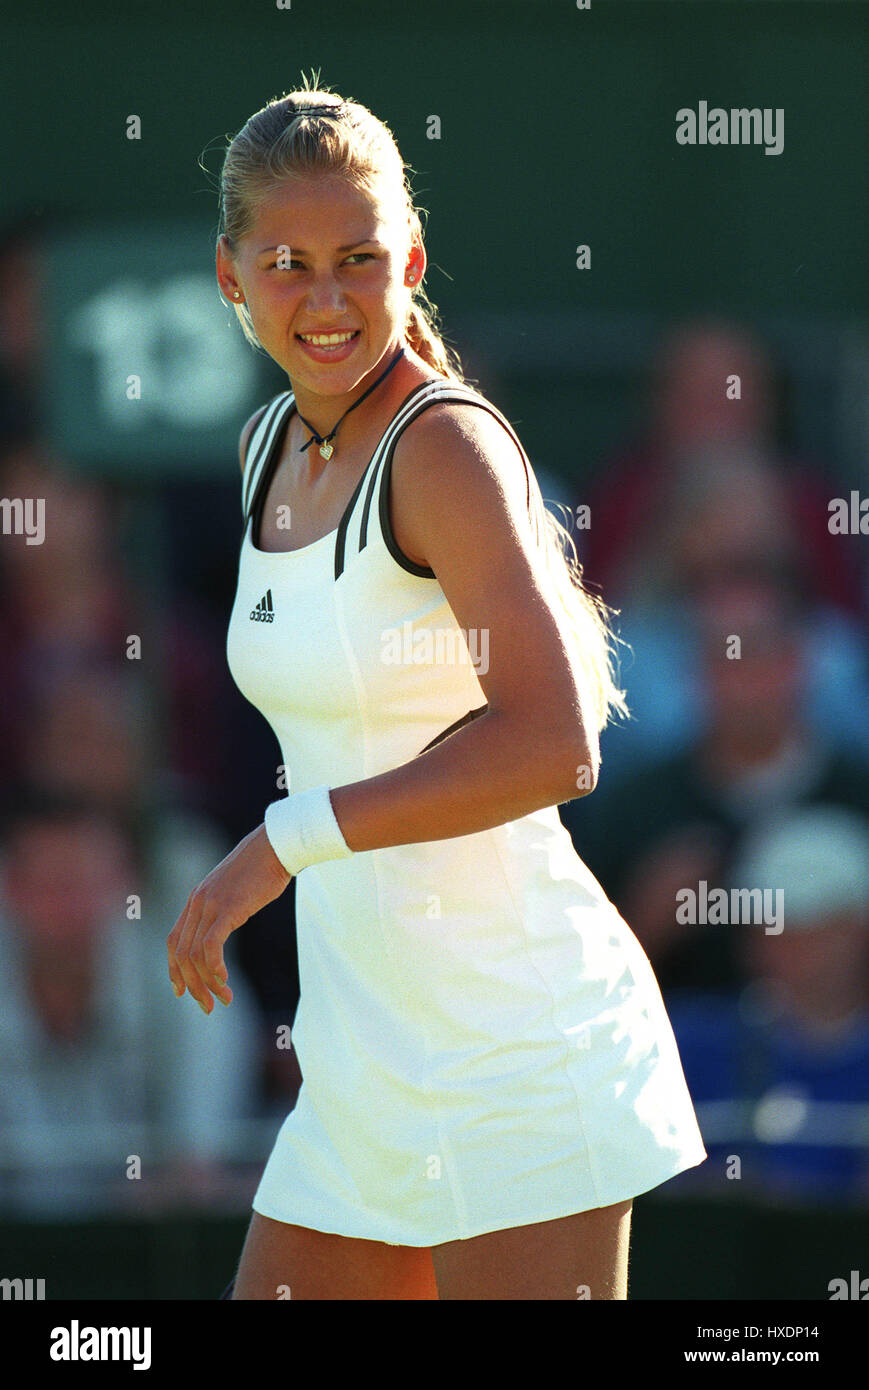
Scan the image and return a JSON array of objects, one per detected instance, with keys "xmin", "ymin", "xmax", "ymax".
[{"xmin": 215, "ymin": 71, "xmax": 629, "ymax": 734}]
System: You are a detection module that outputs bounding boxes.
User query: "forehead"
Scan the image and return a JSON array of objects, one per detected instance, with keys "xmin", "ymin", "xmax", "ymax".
[{"xmin": 249, "ymin": 175, "xmax": 388, "ymax": 238}]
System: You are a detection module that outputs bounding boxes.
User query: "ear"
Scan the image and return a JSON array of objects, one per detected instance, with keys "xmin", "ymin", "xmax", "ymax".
[
  {"xmin": 406, "ymin": 227, "xmax": 427, "ymax": 282},
  {"xmin": 216, "ymin": 235, "xmax": 240, "ymax": 300}
]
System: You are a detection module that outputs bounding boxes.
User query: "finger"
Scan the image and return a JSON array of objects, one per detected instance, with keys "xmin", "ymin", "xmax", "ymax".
[
  {"xmin": 197, "ymin": 921, "xmax": 234, "ymax": 1008},
  {"xmin": 187, "ymin": 917, "xmax": 230, "ymax": 1017},
  {"xmin": 169, "ymin": 892, "xmax": 234, "ymax": 1010},
  {"xmin": 167, "ymin": 902, "xmax": 192, "ymax": 998},
  {"xmin": 174, "ymin": 892, "xmax": 218, "ymax": 1013},
  {"xmin": 185, "ymin": 903, "xmax": 238, "ymax": 1012}
]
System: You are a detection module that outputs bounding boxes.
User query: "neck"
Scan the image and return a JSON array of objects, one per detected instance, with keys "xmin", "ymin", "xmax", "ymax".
[{"xmin": 288, "ymin": 339, "xmax": 408, "ymax": 446}]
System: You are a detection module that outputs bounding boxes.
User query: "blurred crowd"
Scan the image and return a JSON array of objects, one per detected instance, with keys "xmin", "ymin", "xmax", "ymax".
[
  {"xmin": 562, "ymin": 319, "xmax": 869, "ymax": 1207},
  {"xmin": 1, "ymin": 211, "xmax": 867, "ymax": 1217},
  {"xmin": 0, "ymin": 218, "xmax": 304, "ymax": 1218}
]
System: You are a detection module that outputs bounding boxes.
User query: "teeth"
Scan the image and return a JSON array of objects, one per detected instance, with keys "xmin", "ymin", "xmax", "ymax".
[{"xmin": 299, "ymin": 332, "xmax": 356, "ymax": 346}]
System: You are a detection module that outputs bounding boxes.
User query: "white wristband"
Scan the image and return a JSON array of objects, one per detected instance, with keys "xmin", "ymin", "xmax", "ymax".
[{"xmin": 263, "ymin": 784, "xmax": 353, "ymax": 878}]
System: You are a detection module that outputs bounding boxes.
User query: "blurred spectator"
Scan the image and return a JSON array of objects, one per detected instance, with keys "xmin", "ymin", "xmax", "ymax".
[
  {"xmin": 0, "ymin": 439, "xmax": 237, "ymax": 824},
  {"xmin": 0, "ymin": 789, "xmax": 264, "ymax": 1218},
  {"xmin": 0, "ymin": 439, "xmax": 305, "ymax": 1087},
  {"xmin": 0, "ymin": 209, "xmax": 50, "ymax": 447},
  {"xmin": 666, "ymin": 805, "xmax": 869, "ymax": 1204},
  {"xmin": 592, "ymin": 437, "xmax": 869, "ymax": 780},
  {"xmin": 562, "ymin": 571, "xmax": 869, "ymax": 994},
  {"xmin": 1, "ymin": 629, "xmax": 302, "ymax": 1110},
  {"xmin": 18, "ymin": 664, "xmax": 152, "ymax": 823},
  {"xmin": 576, "ymin": 318, "xmax": 865, "ymax": 619}
]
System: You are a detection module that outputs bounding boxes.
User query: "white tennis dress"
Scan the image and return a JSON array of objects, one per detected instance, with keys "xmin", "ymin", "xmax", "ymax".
[{"xmin": 226, "ymin": 376, "xmax": 707, "ymax": 1246}]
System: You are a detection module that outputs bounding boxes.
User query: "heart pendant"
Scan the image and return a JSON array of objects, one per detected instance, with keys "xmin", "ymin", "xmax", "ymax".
[{"xmin": 319, "ymin": 442, "xmax": 334, "ymax": 460}]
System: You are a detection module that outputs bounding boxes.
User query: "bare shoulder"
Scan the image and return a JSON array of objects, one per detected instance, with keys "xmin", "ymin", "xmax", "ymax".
[
  {"xmin": 388, "ymin": 395, "xmax": 594, "ymax": 763},
  {"xmin": 238, "ymin": 402, "xmax": 272, "ymax": 475},
  {"xmin": 390, "ymin": 397, "xmax": 536, "ymax": 571}
]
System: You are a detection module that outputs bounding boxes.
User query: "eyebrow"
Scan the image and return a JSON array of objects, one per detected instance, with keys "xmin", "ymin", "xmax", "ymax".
[{"xmin": 256, "ymin": 239, "xmax": 382, "ymax": 257}]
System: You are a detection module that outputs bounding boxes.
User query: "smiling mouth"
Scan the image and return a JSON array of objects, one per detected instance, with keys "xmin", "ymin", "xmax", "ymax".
[{"xmin": 296, "ymin": 330, "xmax": 361, "ymax": 349}]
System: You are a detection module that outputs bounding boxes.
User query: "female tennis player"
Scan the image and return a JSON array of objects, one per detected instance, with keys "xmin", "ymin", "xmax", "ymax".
[{"xmin": 167, "ymin": 76, "xmax": 706, "ymax": 1300}]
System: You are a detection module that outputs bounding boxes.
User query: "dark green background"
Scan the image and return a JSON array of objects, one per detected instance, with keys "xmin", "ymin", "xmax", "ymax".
[{"xmin": 3, "ymin": 0, "xmax": 868, "ymax": 483}]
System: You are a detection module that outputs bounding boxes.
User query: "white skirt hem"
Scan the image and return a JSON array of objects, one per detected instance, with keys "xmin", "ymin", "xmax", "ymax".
[{"xmin": 250, "ymin": 1139, "xmax": 708, "ymax": 1248}]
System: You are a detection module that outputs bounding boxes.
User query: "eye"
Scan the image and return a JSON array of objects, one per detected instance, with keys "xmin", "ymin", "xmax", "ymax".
[{"xmin": 265, "ymin": 252, "xmax": 375, "ymax": 270}]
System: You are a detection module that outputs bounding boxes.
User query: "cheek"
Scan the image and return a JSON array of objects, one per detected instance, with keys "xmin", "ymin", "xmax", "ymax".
[
  {"xmin": 259, "ymin": 272, "xmax": 300, "ymax": 304},
  {"xmin": 371, "ymin": 258, "xmax": 403, "ymax": 298}
]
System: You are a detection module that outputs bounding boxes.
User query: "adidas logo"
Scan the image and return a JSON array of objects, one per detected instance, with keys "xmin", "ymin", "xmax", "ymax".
[{"xmin": 249, "ymin": 589, "xmax": 274, "ymax": 623}]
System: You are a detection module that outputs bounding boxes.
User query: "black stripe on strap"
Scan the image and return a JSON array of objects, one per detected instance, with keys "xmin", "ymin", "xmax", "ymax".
[
  {"xmin": 242, "ymin": 393, "xmax": 291, "ymax": 520},
  {"xmin": 244, "ymin": 396, "xmax": 297, "ymax": 545},
  {"xmin": 334, "ymin": 380, "xmax": 436, "ymax": 581},
  {"xmin": 377, "ymin": 392, "xmax": 534, "ymax": 579}
]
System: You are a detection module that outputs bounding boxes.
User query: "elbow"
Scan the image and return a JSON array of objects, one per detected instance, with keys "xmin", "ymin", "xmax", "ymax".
[
  {"xmin": 505, "ymin": 705, "xmax": 599, "ymax": 806},
  {"xmin": 544, "ymin": 678, "xmax": 601, "ymax": 802},
  {"xmin": 557, "ymin": 732, "xmax": 599, "ymax": 802}
]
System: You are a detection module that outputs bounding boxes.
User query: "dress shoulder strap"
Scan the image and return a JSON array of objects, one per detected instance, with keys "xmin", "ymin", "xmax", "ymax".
[
  {"xmin": 241, "ymin": 391, "xmax": 295, "ymax": 524},
  {"xmin": 335, "ymin": 378, "xmax": 547, "ymax": 581}
]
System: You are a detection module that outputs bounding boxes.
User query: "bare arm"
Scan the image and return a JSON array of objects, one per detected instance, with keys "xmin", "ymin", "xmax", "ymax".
[{"xmin": 329, "ymin": 403, "xmax": 599, "ymax": 853}]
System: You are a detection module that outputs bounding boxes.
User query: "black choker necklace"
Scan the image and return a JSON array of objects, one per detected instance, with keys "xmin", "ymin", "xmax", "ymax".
[{"xmin": 294, "ymin": 344, "xmax": 406, "ymax": 460}]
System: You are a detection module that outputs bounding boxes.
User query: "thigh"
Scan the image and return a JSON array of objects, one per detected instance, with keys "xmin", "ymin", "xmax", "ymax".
[
  {"xmin": 431, "ymin": 1199, "xmax": 633, "ymax": 1300},
  {"xmin": 232, "ymin": 1211, "xmax": 440, "ymax": 1300}
]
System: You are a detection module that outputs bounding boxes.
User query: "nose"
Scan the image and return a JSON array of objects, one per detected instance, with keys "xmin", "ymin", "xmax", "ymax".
[{"xmin": 305, "ymin": 272, "xmax": 347, "ymax": 317}]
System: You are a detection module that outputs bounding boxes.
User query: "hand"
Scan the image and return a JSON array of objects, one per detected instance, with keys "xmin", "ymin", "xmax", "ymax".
[{"xmin": 167, "ymin": 823, "xmax": 291, "ymax": 1013}]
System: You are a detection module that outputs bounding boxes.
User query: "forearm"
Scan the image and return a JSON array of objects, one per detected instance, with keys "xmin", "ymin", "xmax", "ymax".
[{"xmin": 329, "ymin": 708, "xmax": 596, "ymax": 854}]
